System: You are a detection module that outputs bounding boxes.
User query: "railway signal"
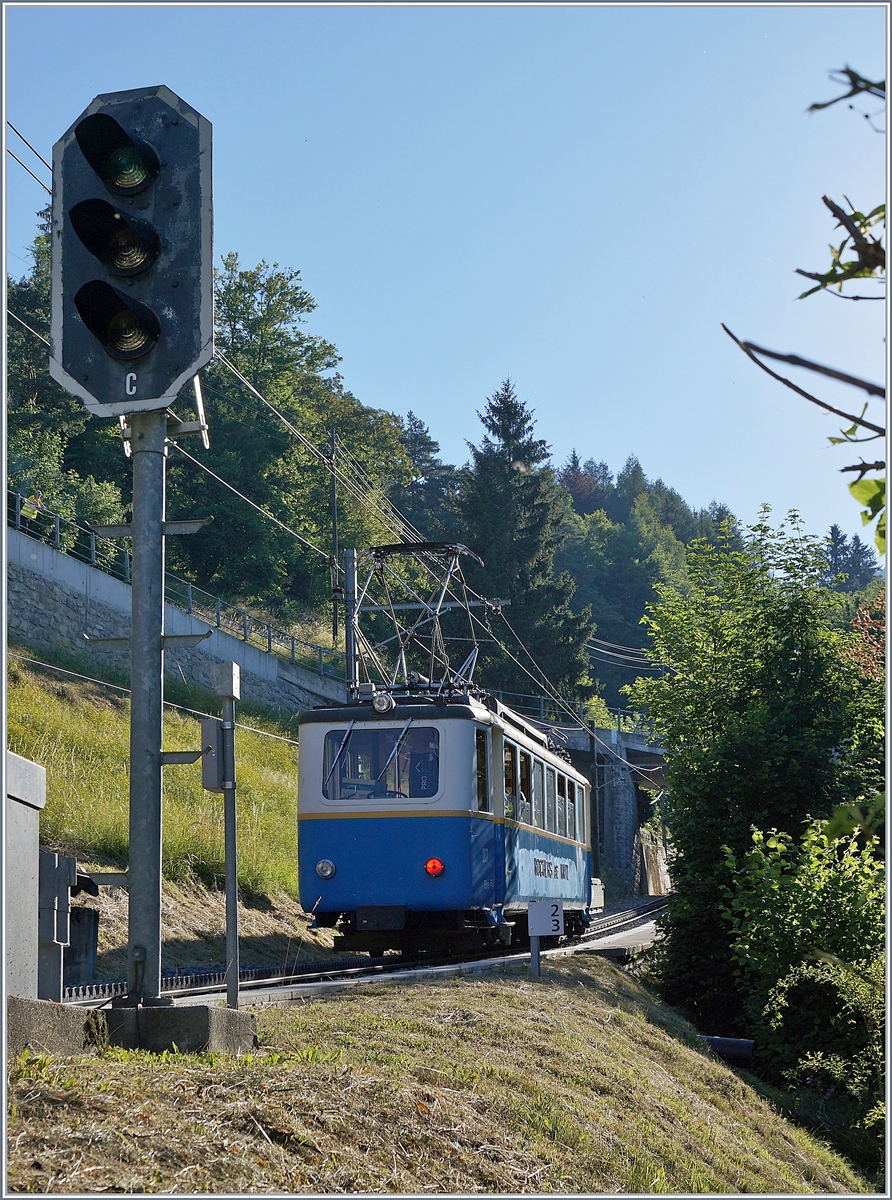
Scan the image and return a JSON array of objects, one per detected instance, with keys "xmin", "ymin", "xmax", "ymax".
[{"xmin": 49, "ymin": 85, "xmax": 213, "ymax": 416}]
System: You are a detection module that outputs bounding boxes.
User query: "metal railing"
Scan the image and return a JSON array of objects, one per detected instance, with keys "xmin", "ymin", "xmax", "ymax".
[
  {"xmin": 8, "ymin": 490, "xmax": 344, "ymax": 680},
  {"xmin": 490, "ymin": 688, "xmax": 653, "ymax": 736}
]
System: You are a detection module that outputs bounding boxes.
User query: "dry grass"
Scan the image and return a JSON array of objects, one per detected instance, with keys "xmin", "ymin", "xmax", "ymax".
[
  {"xmin": 7, "ymin": 957, "xmax": 871, "ymax": 1194},
  {"xmin": 70, "ymin": 876, "xmax": 337, "ymax": 983}
]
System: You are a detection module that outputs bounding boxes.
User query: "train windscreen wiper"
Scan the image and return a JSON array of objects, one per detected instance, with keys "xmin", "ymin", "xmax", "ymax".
[
  {"xmin": 375, "ymin": 718, "xmax": 414, "ymax": 783},
  {"xmin": 323, "ymin": 720, "xmax": 356, "ymax": 788}
]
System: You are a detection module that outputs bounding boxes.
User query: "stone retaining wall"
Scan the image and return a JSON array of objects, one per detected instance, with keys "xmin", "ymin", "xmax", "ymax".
[{"xmin": 7, "ymin": 528, "xmax": 346, "ymax": 714}]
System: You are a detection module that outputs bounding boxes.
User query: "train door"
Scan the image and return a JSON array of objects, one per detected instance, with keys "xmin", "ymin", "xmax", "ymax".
[{"xmin": 469, "ymin": 726, "xmax": 496, "ymax": 908}]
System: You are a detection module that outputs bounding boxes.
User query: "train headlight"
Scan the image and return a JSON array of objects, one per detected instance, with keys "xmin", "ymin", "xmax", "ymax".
[
  {"xmin": 315, "ymin": 859, "xmax": 336, "ymax": 879},
  {"xmin": 425, "ymin": 857, "xmax": 445, "ymax": 877},
  {"xmin": 372, "ymin": 692, "xmax": 395, "ymax": 714}
]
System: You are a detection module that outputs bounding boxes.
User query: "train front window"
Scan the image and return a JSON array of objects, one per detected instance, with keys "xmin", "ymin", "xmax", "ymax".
[{"xmin": 322, "ymin": 726, "xmax": 439, "ymax": 800}]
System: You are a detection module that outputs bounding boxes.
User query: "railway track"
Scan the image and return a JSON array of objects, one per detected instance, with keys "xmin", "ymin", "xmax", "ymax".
[{"xmin": 64, "ymin": 896, "xmax": 667, "ymax": 1009}]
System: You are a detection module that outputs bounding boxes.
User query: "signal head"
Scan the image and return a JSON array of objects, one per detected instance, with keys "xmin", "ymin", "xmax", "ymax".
[{"xmin": 74, "ymin": 113, "xmax": 160, "ymax": 196}]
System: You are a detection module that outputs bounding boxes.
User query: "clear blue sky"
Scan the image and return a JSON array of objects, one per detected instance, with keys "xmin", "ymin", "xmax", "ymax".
[{"xmin": 5, "ymin": 3, "xmax": 887, "ymax": 543}]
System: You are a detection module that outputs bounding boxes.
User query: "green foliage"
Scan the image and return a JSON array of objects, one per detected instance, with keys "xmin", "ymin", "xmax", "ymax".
[
  {"xmin": 166, "ymin": 253, "xmax": 412, "ymax": 614},
  {"xmin": 454, "ymin": 379, "xmax": 593, "ymax": 696},
  {"xmin": 389, "ymin": 411, "xmax": 459, "ymax": 541},
  {"xmin": 847, "ymin": 477, "xmax": 885, "ymax": 555},
  {"xmin": 819, "ymin": 524, "xmax": 881, "ymax": 592},
  {"xmin": 721, "ymin": 824, "xmax": 885, "ymax": 1029},
  {"xmin": 556, "ymin": 455, "xmax": 739, "ymax": 705},
  {"xmin": 722, "ymin": 820, "xmax": 885, "ymax": 1168},
  {"xmin": 627, "ymin": 510, "xmax": 858, "ymax": 1030}
]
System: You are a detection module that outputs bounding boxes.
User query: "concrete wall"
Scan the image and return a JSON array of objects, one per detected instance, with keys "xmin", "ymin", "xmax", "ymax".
[
  {"xmin": 5, "ymin": 752, "xmax": 47, "ymax": 999},
  {"xmin": 600, "ymin": 760, "xmax": 639, "ymax": 886},
  {"xmin": 7, "ymin": 528, "xmax": 346, "ymax": 714}
]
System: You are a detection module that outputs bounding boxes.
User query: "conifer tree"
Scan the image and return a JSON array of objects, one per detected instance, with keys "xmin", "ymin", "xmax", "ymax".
[{"xmin": 454, "ymin": 379, "xmax": 593, "ymax": 698}]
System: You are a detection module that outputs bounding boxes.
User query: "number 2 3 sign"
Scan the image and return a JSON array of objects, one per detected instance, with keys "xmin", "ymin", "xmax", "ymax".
[{"xmin": 528, "ymin": 900, "xmax": 564, "ymax": 937}]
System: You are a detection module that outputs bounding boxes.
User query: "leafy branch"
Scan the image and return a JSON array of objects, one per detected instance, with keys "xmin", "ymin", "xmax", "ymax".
[{"xmin": 795, "ymin": 196, "xmax": 885, "ymax": 299}]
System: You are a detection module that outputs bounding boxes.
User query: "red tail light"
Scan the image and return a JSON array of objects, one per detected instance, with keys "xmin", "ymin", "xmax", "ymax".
[{"xmin": 425, "ymin": 857, "xmax": 445, "ymax": 877}]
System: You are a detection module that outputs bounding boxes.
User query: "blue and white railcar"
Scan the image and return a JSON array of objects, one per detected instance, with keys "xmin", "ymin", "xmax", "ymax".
[{"xmin": 297, "ymin": 693, "xmax": 593, "ymax": 952}]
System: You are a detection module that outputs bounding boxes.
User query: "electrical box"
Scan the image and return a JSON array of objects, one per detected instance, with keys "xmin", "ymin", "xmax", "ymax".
[{"xmin": 201, "ymin": 718, "xmax": 224, "ymax": 793}]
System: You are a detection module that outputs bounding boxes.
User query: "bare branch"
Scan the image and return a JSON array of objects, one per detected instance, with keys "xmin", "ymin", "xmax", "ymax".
[
  {"xmin": 721, "ymin": 325, "xmax": 886, "ymax": 436},
  {"xmin": 840, "ymin": 461, "xmax": 885, "ymax": 480},
  {"xmin": 808, "ymin": 67, "xmax": 885, "ymax": 112},
  {"xmin": 817, "ymin": 287, "xmax": 885, "ymax": 301},
  {"xmin": 736, "ymin": 340, "xmax": 884, "ymax": 398}
]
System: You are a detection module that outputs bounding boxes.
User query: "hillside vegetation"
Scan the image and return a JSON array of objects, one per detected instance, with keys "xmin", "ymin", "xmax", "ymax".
[
  {"xmin": 7, "ymin": 956, "xmax": 872, "ymax": 1194},
  {"xmin": 7, "ymin": 651, "xmax": 301, "ymax": 899}
]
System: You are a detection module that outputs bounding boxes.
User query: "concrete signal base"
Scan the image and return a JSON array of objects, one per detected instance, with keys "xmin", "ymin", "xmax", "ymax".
[
  {"xmin": 106, "ymin": 1004, "xmax": 258, "ymax": 1054},
  {"xmin": 8, "ymin": 996, "xmax": 258, "ymax": 1058},
  {"xmin": 7, "ymin": 996, "xmax": 106, "ymax": 1058}
]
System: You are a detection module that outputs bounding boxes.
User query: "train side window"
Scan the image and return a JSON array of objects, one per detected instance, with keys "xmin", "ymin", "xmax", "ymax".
[
  {"xmin": 532, "ymin": 760, "xmax": 544, "ymax": 827},
  {"xmin": 503, "ymin": 741, "xmax": 518, "ymax": 820},
  {"xmin": 566, "ymin": 781, "xmax": 576, "ymax": 841},
  {"xmin": 519, "ymin": 752, "xmax": 532, "ymax": 825},
  {"xmin": 476, "ymin": 730, "xmax": 491, "ymax": 813},
  {"xmin": 545, "ymin": 768, "xmax": 556, "ymax": 832},
  {"xmin": 557, "ymin": 774, "xmax": 567, "ymax": 837}
]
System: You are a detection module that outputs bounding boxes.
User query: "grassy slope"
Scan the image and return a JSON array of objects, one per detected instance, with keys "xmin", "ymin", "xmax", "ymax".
[
  {"xmin": 7, "ymin": 650, "xmax": 301, "ymax": 897},
  {"xmin": 5, "ymin": 651, "xmax": 877, "ymax": 1191},
  {"xmin": 7, "ymin": 957, "xmax": 870, "ymax": 1194}
]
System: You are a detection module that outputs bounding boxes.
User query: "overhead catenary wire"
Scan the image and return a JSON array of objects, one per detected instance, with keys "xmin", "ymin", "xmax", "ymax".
[
  {"xmin": 8, "ymin": 309, "xmax": 50, "ymax": 346},
  {"xmin": 7, "ymin": 121, "xmax": 52, "ymax": 172},
  {"xmin": 169, "ymin": 441, "xmax": 329, "ymax": 559},
  {"xmin": 7, "ymin": 147, "xmax": 52, "ymax": 194},
  {"xmin": 214, "ymin": 352, "xmax": 420, "ymax": 546},
  {"xmin": 587, "ymin": 634, "xmax": 654, "ymax": 655}
]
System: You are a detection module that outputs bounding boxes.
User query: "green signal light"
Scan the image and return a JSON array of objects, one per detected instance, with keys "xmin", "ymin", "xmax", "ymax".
[
  {"xmin": 105, "ymin": 145, "xmax": 151, "ymax": 192},
  {"xmin": 75, "ymin": 113, "xmax": 160, "ymax": 197}
]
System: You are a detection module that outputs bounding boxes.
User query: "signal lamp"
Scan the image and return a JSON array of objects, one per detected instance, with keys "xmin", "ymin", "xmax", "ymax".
[
  {"xmin": 315, "ymin": 859, "xmax": 336, "ymax": 879},
  {"xmin": 69, "ymin": 200, "xmax": 160, "ymax": 276},
  {"xmin": 75, "ymin": 113, "xmax": 160, "ymax": 196},
  {"xmin": 424, "ymin": 857, "xmax": 445, "ymax": 877},
  {"xmin": 73, "ymin": 280, "xmax": 160, "ymax": 360}
]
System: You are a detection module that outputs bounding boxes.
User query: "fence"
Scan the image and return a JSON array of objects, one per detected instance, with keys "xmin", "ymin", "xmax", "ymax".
[
  {"xmin": 491, "ymin": 686, "xmax": 651, "ymax": 735},
  {"xmin": 7, "ymin": 490, "xmax": 344, "ymax": 680}
]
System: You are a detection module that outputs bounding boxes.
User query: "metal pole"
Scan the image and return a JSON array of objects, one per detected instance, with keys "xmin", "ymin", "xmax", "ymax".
[
  {"xmin": 330, "ymin": 430, "xmax": 339, "ymax": 645},
  {"xmin": 589, "ymin": 728, "xmax": 601, "ymax": 878},
  {"xmin": 344, "ymin": 547, "xmax": 358, "ymax": 694},
  {"xmin": 127, "ymin": 409, "xmax": 168, "ymax": 1004},
  {"xmin": 530, "ymin": 934, "xmax": 541, "ymax": 979},
  {"xmin": 222, "ymin": 692, "xmax": 239, "ymax": 1009}
]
